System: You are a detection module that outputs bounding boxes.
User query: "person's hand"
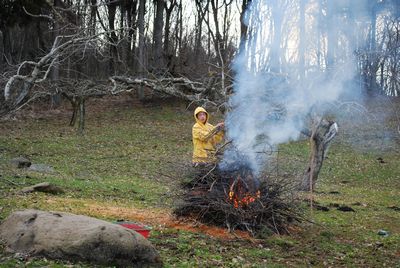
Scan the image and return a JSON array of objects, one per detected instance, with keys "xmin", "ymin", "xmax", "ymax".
[{"xmin": 216, "ymin": 122, "xmax": 225, "ymax": 129}]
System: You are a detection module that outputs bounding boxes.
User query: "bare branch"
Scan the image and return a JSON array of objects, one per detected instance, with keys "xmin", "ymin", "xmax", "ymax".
[
  {"xmin": 22, "ymin": 6, "xmax": 54, "ymax": 22},
  {"xmin": 110, "ymin": 75, "xmax": 222, "ymax": 106},
  {"xmin": 3, "ymin": 31, "xmax": 106, "ymax": 105}
]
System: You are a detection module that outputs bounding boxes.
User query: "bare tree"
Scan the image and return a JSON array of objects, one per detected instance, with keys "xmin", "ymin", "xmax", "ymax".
[
  {"xmin": 164, "ymin": 0, "xmax": 177, "ymax": 69},
  {"xmin": 239, "ymin": 0, "xmax": 252, "ymax": 52},
  {"xmin": 106, "ymin": 0, "xmax": 119, "ymax": 74},
  {"xmin": 152, "ymin": 0, "xmax": 165, "ymax": 73},
  {"xmin": 299, "ymin": 118, "xmax": 338, "ymax": 191},
  {"xmin": 125, "ymin": 0, "xmax": 139, "ymax": 69},
  {"xmin": 137, "ymin": 0, "xmax": 146, "ymax": 100},
  {"xmin": 0, "ymin": 30, "xmax": 3, "ymax": 67},
  {"xmin": 298, "ymin": 0, "xmax": 306, "ymax": 80},
  {"xmin": 269, "ymin": 0, "xmax": 284, "ymax": 72}
]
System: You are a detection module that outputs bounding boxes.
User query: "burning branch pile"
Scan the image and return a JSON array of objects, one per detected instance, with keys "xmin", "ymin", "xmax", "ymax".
[{"xmin": 174, "ymin": 163, "xmax": 304, "ymax": 236}]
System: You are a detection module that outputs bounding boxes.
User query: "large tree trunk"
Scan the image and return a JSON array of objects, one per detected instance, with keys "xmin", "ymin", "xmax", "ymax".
[
  {"xmin": 326, "ymin": 1, "xmax": 337, "ymax": 69},
  {"xmin": 152, "ymin": 0, "xmax": 164, "ymax": 73},
  {"xmin": 78, "ymin": 97, "xmax": 86, "ymax": 135},
  {"xmin": 210, "ymin": 0, "xmax": 224, "ymax": 66},
  {"xmin": 299, "ymin": 119, "xmax": 338, "ymax": 191},
  {"xmin": 0, "ymin": 30, "xmax": 3, "ymax": 67},
  {"xmin": 194, "ymin": 2, "xmax": 203, "ymax": 60},
  {"xmin": 51, "ymin": 0, "xmax": 62, "ymax": 108},
  {"xmin": 2, "ymin": 27, "xmax": 11, "ymax": 64},
  {"xmin": 126, "ymin": 0, "xmax": 138, "ymax": 69},
  {"xmin": 63, "ymin": 94, "xmax": 79, "ymax": 127},
  {"xmin": 89, "ymin": 0, "xmax": 97, "ymax": 35},
  {"xmin": 86, "ymin": 0, "xmax": 98, "ymax": 78},
  {"xmin": 366, "ymin": 2, "xmax": 378, "ymax": 96},
  {"xmin": 239, "ymin": 0, "xmax": 251, "ymax": 52},
  {"xmin": 194, "ymin": 0, "xmax": 209, "ymax": 68},
  {"xmin": 270, "ymin": 0, "xmax": 283, "ymax": 73},
  {"xmin": 299, "ymin": 0, "xmax": 306, "ymax": 80},
  {"xmin": 107, "ymin": 1, "xmax": 118, "ymax": 74},
  {"xmin": 164, "ymin": 1, "xmax": 176, "ymax": 70},
  {"xmin": 317, "ymin": 0, "xmax": 322, "ymax": 69},
  {"xmin": 137, "ymin": 0, "xmax": 146, "ymax": 100}
]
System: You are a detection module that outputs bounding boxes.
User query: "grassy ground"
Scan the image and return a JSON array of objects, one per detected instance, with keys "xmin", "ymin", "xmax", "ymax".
[{"xmin": 0, "ymin": 96, "xmax": 399, "ymax": 267}]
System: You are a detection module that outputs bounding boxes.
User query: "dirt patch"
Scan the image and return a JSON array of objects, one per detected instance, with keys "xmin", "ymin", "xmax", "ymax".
[
  {"xmin": 45, "ymin": 197, "xmax": 251, "ymax": 240},
  {"xmin": 86, "ymin": 204, "xmax": 251, "ymax": 240}
]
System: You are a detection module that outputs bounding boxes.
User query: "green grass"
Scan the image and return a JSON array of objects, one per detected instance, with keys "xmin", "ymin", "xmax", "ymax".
[{"xmin": 0, "ymin": 97, "xmax": 399, "ymax": 267}]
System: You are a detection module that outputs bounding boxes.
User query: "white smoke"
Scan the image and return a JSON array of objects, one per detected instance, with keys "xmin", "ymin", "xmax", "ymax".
[{"xmin": 221, "ymin": 0, "xmax": 368, "ymax": 174}]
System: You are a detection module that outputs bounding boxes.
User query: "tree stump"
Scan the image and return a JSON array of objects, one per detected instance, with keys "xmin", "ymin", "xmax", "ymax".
[{"xmin": 299, "ymin": 119, "xmax": 338, "ymax": 191}]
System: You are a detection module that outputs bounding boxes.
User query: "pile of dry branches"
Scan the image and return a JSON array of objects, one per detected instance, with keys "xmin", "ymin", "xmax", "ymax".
[{"xmin": 174, "ymin": 163, "xmax": 304, "ymax": 236}]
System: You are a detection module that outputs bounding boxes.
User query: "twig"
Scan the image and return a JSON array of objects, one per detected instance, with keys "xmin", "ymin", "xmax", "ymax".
[
  {"xmin": 1, "ymin": 177, "xmax": 20, "ymax": 186},
  {"xmin": 23, "ymin": 6, "xmax": 55, "ymax": 22},
  {"xmin": 201, "ymin": 163, "xmax": 218, "ymax": 182}
]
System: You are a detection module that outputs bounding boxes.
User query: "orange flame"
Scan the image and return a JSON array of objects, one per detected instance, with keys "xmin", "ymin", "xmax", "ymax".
[
  {"xmin": 228, "ymin": 190, "xmax": 261, "ymax": 208},
  {"xmin": 228, "ymin": 175, "xmax": 261, "ymax": 208}
]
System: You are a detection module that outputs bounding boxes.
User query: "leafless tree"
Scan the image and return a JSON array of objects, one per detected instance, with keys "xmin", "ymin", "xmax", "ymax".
[{"xmin": 152, "ymin": 0, "xmax": 165, "ymax": 73}]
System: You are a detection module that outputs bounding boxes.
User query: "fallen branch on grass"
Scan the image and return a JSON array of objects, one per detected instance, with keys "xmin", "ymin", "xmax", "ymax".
[{"xmin": 110, "ymin": 75, "xmax": 222, "ymax": 107}]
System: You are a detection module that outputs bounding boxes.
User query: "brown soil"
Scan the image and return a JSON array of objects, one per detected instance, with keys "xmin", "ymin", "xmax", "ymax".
[
  {"xmin": 45, "ymin": 197, "xmax": 251, "ymax": 240},
  {"xmin": 86, "ymin": 203, "xmax": 252, "ymax": 240}
]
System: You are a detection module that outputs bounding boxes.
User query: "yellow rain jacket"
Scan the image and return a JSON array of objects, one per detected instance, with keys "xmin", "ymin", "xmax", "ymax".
[{"xmin": 192, "ymin": 107, "xmax": 224, "ymax": 163}]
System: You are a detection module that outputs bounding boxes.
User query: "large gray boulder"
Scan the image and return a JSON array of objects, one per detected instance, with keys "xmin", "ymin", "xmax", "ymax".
[{"xmin": 0, "ymin": 210, "xmax": 162, "ymax": 267}]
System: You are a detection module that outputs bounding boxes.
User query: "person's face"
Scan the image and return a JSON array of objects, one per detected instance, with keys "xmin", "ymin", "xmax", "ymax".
[{"xmin": 197, "ymin": 112, "xmax": 207, "ymax": 123}]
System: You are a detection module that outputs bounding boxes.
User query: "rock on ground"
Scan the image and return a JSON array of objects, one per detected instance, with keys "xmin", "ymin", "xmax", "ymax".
[
  {"xmin": 27, "ymin": 164, "xmax": 55, "ymax": 174},
  {"xmin": 20, "ymin": 182, "xmax": 64, "ymax": 195},
  {"xmin": 10, "ymin": 157, "xmax": 31, "ymax": 168},
  {"xmin": 0, "ymin": 210, "xmax": 162, "ymax": 267}
]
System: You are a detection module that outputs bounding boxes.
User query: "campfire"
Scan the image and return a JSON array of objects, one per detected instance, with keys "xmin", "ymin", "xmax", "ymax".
[
  {"xmin": 227, "ymin": 169, "xmax": 261, "ymax": 208},
  {"xmin": 174, "ymin": 160, "xmax": 303, "ymax": 236}
]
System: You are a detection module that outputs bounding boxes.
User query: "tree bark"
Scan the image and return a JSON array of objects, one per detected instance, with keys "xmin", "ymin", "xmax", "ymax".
[
  {"xmin": 65, "ymin": 95, "xmax": 79, "ymax": 127},
  {"xmin": 210, "ymin": 0, "xmax": 224, "ymax": 66},
  {"xmin": 194, "ymin": 0, "xmax": 209, "ymax": 65},
  {"xmin": 78, "ymin": 97, "xmax": 85, "ymax": 135},
  {"xmin": 0, "ymin": 30, "xmax": 3, "ymax": 67},
  {"xmin": 107, "ymin": 0, "xmax": 118, "ymax": 74},
  {"xmin": 164, "ymin": 0, "xmax": 176, "ymax": 70},
  {"xmin": 51, "ymin": 0, "xmax": 62, "ymax": 108},
  {"xmin": 126, "ymin": 0, "xmax": 138, "ymax": 69},
  {"xmin": 317, "ymin": 0, "xmax": 322, "ymax": 69},
  {"xmin": 176, "ymin": 0, "xmax": 183, "ymax": 54},
  {"xmin": 137, "ymin": 0, "xmax": 146, "ymax": 100},
  {"xmin": 239, "ymin": 0, "xmax": 251, "ymax": 52},
  {"xmin": 299, "ymin": 119, "xmax": 338, "ymax": 191},
  {"xmin": 153, "ymin": 0, "xmax": 164, "ymax": 73},
  {"xmin": 326, "ymin": 1, "xmax": 337, "ymax": 69},
  {"xmin": 299, "ymin": 0, "xmax": 306, "ymax": 80},
  {"xmin": 89, "ymin": 0, "xmax": 97, "ymax": 36},
  {"xmin": 270, "ymin": 0, "xmax": 283, "ymax": 73},
  {"xmin": 70, "ymin": 101, "xmax": 78, "ymax": 127},
  {"xmin": 366, "ymin": 2, "xmax": 378, "ymax": 96}
]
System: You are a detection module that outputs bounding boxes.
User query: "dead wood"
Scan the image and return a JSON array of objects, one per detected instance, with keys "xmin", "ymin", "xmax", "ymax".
[
  {"xmin": 174, "ymin": 165, "xmax": 304, "ymax": 236},
  {"xmin": 299, "ymin": 118, "xmax": 338, "ymax": 191},
  {"xmin": 20, "ymin": 182, "xmax": 64, "ymax": 195},
  {"xmin": 110, "ymin": 75, "xmax": 224, "ymax": 107}
]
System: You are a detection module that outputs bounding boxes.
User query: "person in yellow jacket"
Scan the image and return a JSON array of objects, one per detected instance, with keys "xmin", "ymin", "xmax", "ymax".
[{"xmin": 192, "ymin": 107, "xmax": 225, "ymax": 165}]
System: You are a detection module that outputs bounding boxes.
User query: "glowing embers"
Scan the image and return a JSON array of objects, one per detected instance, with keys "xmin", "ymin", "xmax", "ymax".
[{"xmin": 228, "ymin": 171, "xmax": 261, "ymax": 208}]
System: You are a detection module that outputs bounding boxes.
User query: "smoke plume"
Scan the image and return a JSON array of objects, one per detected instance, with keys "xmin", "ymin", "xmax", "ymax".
[{"xmin": 221, "ymin": 0, "xmax": 371, "ymax": 174}]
